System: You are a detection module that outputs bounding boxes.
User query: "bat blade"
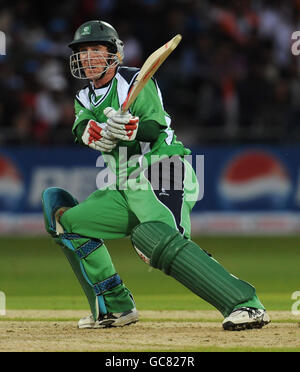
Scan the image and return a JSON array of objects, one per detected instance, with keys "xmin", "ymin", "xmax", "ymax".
[{"xmin": 121, "ymin": 34, "xmax": 182, "ymax": 113}]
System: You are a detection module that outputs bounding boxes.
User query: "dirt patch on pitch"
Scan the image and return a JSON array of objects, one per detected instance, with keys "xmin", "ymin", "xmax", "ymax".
[{"xmin": 0, "ymin": 310, "xmax": 299, "ymax": 352}]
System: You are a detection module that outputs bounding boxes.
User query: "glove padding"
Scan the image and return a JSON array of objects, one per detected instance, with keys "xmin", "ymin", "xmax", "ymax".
[
  {"xmin": 104, "ymin": 107, "xmax": 139, "ymax": 141},
  {"xmin": 82, "ymin": 120, "xmax": 117, "ymax": 152}
]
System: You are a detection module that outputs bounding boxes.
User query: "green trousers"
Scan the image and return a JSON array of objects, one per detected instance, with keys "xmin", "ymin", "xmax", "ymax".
[{"xmin": 61, "ymin": 158, "xmax": 197, "ymax": 240}]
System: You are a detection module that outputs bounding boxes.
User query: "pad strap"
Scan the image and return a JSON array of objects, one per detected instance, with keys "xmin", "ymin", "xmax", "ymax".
[
  {"xmin": 93, "ymin": 274, "xmax": 123, "ymax": 296},
  {"xmin": 61, "ymin": 233, "xmax": 104, "ymax": 259}
]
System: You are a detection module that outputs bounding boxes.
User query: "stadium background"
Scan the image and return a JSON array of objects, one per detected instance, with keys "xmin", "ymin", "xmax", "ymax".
[
  {"xmin": 0, "ymin": 0, "xmax": 299, "ymax": 351},
  {"xmin": 1, "ymin": 0, "xmax": 300, "ymax": 234}
]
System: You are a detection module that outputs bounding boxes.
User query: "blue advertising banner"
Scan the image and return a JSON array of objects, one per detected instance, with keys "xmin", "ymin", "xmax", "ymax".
[
  {"xmin": 0, "ymin": 145, "xmax": 300, "ymax": 234},
  {"xmin": 0, "ymin": 147, "xmax": 103, "ymax": 213},
  {"xmin": 191, "ymin": 145, "xmax": 300, "ymax": 212}
]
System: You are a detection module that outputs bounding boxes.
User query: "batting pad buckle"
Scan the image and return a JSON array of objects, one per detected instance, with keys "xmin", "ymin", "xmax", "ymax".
[{"xmin": 93, "ymin": 274, "xmax": 123, "ymax": 296}]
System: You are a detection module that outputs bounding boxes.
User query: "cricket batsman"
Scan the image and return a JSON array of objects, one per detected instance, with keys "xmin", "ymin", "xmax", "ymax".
[{"xmin": 41, "ymin": 20, "xmax": 270, "ymax": 331}]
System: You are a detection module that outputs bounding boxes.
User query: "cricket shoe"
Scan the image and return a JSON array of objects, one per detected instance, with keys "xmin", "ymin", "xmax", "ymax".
[
  {"xmin": 78, "ymin": 308, "xmax": 139, "ymax": 329},
  {"xmin": 222, "ymin": 307, "xmax": 270, "ymax": 331}
]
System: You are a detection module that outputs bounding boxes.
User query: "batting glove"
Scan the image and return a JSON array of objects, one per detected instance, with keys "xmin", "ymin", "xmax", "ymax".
[
  {"xmin": 104, "ymin": 107, "xmax": 139, "ymax": 141},
  {"xmin": 82, "ymin": 120, "xmax": 117, "ymax": 153}
]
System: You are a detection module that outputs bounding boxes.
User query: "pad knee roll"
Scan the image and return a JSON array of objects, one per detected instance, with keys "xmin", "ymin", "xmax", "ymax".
[
  {"xmin": 41, "ymin": 187, "xmax": 78, "ymax": 237},
  {"xmin": 131, "ymin": 221, "xmax": 256, "ymax": 317}
]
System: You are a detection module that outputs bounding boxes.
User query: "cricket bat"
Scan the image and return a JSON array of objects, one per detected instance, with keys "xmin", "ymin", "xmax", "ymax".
[{"xmin": 121, "ymin": 34, "xmax": 182, "ymax": 113}]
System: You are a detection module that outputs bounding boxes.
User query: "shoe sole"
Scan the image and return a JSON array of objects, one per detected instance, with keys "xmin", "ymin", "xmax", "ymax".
[
  {"xmin": 78, "ymin": 320, "xmax": 138, "ymax": 329},
  {"xmin": 223, "ymin": 318, "xmax": 270, "ymax": 331},
  {"xmin": 95, "ymin": 319, "xmax": 138, "ymax": 329},
  {"xmin": 78, "ymin": 325, "xmax": 94, "ymax": 329},
  {"xmin": 78, "ymin": 314, "xmax": 139, "ymax": 329},
  {"xmin": 95, "ymin": 312, "xmax": 139, "ymax": 329}
]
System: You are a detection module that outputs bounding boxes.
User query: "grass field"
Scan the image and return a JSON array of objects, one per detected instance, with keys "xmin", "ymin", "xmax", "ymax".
[{"xmin": 0, "ymin": 235, "xmax": 299, "ymax": 352}]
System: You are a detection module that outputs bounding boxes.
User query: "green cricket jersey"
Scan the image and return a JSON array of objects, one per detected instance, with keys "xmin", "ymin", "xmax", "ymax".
[{"xmin": 72, "ymin": 66, "xmax": 191, "ymax": 182}]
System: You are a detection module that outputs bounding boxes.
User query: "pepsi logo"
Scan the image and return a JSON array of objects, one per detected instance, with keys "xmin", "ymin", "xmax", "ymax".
[
  {"xmin": 218, "ymin": 150, "xmax": 292, "ymax": 210},
  {"xmin": 0, "ymin": 156, "xmax": 24, "ymax": 211}
]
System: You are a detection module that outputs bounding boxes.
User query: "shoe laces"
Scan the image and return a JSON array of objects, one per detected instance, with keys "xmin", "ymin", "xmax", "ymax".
[{"xmin": 237, "ymin": 307, "xmax": 262, "ymax": 318}]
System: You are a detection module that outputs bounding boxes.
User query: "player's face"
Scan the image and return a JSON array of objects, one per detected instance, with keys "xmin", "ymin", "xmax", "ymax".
[{"xmin": 79, "ymin": 44, "xmax": 110, "ymax": 79}]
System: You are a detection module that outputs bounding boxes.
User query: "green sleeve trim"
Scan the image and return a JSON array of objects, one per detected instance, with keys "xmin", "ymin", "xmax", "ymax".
[
  {"xmin": 136, "ymin": 120, "xmax": 161, "ymax": 142},
  {"xmin": 73, "ymin": 120, "xmax": 89, "ymax": 144},
  {"xmin": 72, "ymin": 99, "xmax": 95, "ymax": 134}
]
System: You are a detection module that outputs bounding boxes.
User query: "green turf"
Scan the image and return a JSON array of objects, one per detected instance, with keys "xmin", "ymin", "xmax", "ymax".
[{"xmin": 0, "ymin": 235, "xmax": 299, "ymax": 311}]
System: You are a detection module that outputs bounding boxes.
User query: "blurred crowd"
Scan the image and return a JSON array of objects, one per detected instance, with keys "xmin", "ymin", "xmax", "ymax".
[{"xmin": 1, "ymin": 0, "xmax": 300, "ymax": 146}]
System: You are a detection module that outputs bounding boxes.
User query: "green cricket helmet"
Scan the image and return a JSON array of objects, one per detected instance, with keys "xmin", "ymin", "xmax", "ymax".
[{"xmin": 69, "ymin": 20, "xmax": 124, "ymax": 79}]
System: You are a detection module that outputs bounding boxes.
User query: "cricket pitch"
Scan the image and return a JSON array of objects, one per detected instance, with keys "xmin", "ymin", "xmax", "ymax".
[{"xmin": 0, "ymin": 310, "xmax": 299, "ymax": 352}]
